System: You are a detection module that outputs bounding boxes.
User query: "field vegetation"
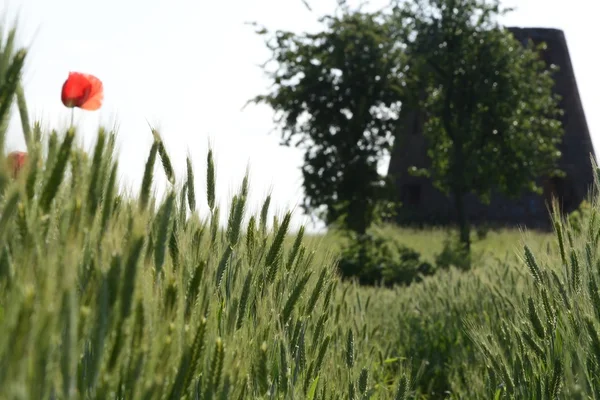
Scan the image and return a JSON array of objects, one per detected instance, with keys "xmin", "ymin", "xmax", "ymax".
[{"xmin": 1, "ymin": 6, "xmax": 599, "ymax": 400}]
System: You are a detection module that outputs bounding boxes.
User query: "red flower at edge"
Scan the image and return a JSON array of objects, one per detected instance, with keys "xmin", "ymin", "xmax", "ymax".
[
  {"xmin": 6, "ymin": 151, "xmax": 27, "ymax": 178},
  {"xmin": 61, "ymin": 72, "xmax": 104, "ymax": 110}
]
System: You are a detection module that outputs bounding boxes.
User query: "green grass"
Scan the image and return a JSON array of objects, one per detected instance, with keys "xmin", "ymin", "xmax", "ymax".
[
  {"xmin": 321, "ymin": 224, "xmax": 554, "ymax": 265},
  {"xmin": 3, "ymin": 16, "xmax": 600, "ymax": 400},
  {"xmin": 0, "ymin": 124, "xmax": 418, "ymax": 399}
]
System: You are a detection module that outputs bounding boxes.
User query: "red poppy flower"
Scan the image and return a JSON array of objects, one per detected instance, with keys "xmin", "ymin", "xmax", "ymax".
[
  {"xmin": 61, "ymin": 72, "xmax": 104, "ymax": 110},
  {"xmin": 6, "ymin": 151, "xmax": 27, "ymax": 178}
]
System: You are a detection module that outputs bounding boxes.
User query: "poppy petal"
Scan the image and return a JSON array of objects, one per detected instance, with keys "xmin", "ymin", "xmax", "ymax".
[
  {"xmin": 61, "ymin": 72, "xmax": 91, "ymax": 107},
  {"xmin": 78, "ymin": 74, "xmax": 104, "ymax": 110},
  {"xmin": 61, "ymin": 72, "xmax": 103, "ymax": 110}
]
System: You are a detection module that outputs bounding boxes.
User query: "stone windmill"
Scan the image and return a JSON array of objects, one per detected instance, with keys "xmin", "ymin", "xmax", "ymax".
[{"xmin": 387, "ymin": 27, "xmax": 596, "ymax": 230}]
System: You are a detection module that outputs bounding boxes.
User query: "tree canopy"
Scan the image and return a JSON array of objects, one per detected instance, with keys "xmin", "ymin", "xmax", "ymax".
[
  {"xmin": 394, "ymin": 0, "xmax": 564, "ymax": 250},
  {"xmin": 250, "ymin": 6, "xmax": 407, "ymax": 234},
  {"xmin": 252, "ymin": 0, "xmax": 564, "ymax": 248}
]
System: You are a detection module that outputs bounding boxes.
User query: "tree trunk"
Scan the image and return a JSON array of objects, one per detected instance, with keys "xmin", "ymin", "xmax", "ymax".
[
  {"xmin": 347, "ymin": 197, "xmax": 369, "ymax": 236},
  {"xmin": 454, "ymin": 189, "xmax": 471, "ymax": 254}
]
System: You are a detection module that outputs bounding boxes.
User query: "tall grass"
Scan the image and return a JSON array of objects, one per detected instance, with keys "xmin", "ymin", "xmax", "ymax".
[
  {"xmin": 0, "ymin": 117, "xmax": 415, "ymax": 399},
  {"xmin": 0, "ymin": 23, "xmax": 416, "ymax": 399},
  {"xmin": 466, "ymin": 186, "xmax": 600, "ymax": 399},
  {"xmin": 2, "ymin": 16, "xmax": 600, "ymax": 400}
]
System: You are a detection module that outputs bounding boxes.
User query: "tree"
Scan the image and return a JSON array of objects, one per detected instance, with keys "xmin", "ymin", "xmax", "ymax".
[
  {"xmin": 250, "ymin": 4, "xmax": 407, "ymax": 234},
  {"xmin": 393, "ymin": 0, "xmax": 564, "ymax": 251}
]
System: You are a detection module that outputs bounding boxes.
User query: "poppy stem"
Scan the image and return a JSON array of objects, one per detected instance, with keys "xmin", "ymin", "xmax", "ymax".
[{"xmin": 70, "ymin": 109, "xmax": 74, "ymax": 129}]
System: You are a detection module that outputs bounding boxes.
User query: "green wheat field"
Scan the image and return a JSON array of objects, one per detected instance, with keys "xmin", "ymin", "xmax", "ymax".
[{"xmin": 2, "ymin": 19, "xmax": 600, "ymax": 400}]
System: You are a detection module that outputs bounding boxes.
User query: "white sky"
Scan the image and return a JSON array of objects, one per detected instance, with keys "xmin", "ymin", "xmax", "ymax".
[{"xmin": 4, "ymin": 0, "xmax": 599, "ymax": 233}]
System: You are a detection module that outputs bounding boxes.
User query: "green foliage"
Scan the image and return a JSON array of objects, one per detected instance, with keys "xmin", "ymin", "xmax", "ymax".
[
  {"xmin": 395, "ymin": 0, "xmax": 565, "ymax": 250},
  {"xmin": 0, "ymin": 126, "xmax": 419, "ymax": 399},
  {"xmin": 250, "ymin": 4, "xmax": 406, "ymax": 234},
  {"xmin": 0, "ymin": 19, "xmax": 420, "ymax": 398},
  {"xmin": 567, "ymin": 199, "xmax": 592, "ymax": 235},
  {"xmin": 434, "ymin": 236, "xmax": 473, "ymax": 271},
  {"xmin": 337, "ymin": 231, "xmax": 434, "ymax": 287},
  {"xmin": 466, "ymin": 193, "xmax": 600, "ymax": 398},
  {"xmin": 5, "ymin": 12, "xmax": 600, "ymax": 400},
  {"xmin": 0, "ymin": 22, "xmax": 28, "ymax": 191},
  {"xmin": 475, "ymin": 223, "xmax": 491, "ymax": 240},
  {"xmin": 337, "ymin": 229, "xmax": 486, "ymax": 289}
]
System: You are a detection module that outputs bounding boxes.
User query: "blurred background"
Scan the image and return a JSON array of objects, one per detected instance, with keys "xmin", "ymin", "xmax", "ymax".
[{"xmin": 4, "ymin": 0, "xmax": 598, "ymax": 233}]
